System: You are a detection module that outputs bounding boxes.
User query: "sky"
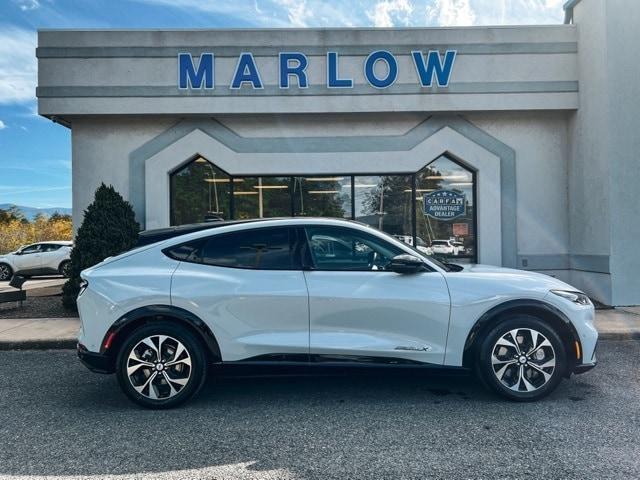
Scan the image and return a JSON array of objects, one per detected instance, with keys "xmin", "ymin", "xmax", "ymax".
[{"xmin": 0, "ymin": 0, "xmax": 566, "ymax": 209}]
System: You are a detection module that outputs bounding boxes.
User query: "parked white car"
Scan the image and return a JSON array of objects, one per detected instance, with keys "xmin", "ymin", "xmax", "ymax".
[
  {"xmin": 431, "ymin": 239, "xmax": 459, "ymax": 256},
  {"xmin": 393, "ymin": 235, "xmax": 433, "ymax": 256},
  {"xmin": 77, "ymin": 218, "xmax": 597, "ymax": 408},
  {"xmin": 452, "ymin": 241, "xmax": 466, "ymax": 255},
  {"xmin": 0, "ymin": 241, "xmax": 73, "ymax": 281}
]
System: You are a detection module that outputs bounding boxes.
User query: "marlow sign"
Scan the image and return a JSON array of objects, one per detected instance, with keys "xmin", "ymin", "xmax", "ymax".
[{"xmin": 178, "ymin": 50, "xmax": 456, "ymax": 90}]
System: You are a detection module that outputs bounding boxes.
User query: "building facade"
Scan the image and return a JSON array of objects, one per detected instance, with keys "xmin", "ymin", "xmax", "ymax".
[{"xmin": 36, "ymin": 0, "xmax": 640, "ymax": 306}]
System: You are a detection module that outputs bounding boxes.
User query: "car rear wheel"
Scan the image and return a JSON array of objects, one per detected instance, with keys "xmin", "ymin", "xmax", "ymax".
[
  {"xmin": 115, "ymin": 322, "xmax": 207, "ymax": 409},
  {"xmin": 477, "ymin": 316, "xmax": 566, "ymax": 401},
  {"xmin": 0, "ymin": 263, "xmax": 12, "ymax": 281},
  {"xmin": 59, "ymin": 261, "xmax": 72, "ymax": 278}
]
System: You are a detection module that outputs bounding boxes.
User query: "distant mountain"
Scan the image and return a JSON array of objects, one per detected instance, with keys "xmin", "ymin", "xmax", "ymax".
[{"xmin": 0, "ymin": 204, "xmax": 72, "ymax": 221}]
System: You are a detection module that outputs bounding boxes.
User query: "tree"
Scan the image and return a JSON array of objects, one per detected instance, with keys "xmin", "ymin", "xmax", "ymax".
[{"xmin": 62, "ymin": 184, "xmax": 140, "ymax": 309}]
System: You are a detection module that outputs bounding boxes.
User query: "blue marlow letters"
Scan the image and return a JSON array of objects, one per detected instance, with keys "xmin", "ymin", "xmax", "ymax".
[
  {"xmin": 279, "ymin": 52, "xmax": 309, "ymax": 88},
  {"xmin": 177, "ymin": 50, "xmax": 456, "ymax": 90},
  {"xmin": 231, "ymin": 53, "xmax": 263, "ymax": 89},
  {"xmin": 178, "ymin": 53, "xmax": 214, "ymax": 89},
  {"xmin": 411, "ymin": 50, "xmax": 457, "ymax": 87},
  {"xmin": 364, "ymin": 50, "xmax": 398, "ymax": 89}
]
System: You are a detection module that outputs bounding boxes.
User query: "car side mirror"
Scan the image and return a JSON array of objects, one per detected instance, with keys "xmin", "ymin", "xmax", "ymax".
[{"xmin": 387, "ymin": 254, "xmax": 427, "ymax": 274}]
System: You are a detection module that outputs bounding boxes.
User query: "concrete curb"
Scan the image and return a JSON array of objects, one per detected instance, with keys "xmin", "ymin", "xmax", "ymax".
[
  {"xmin": 597, "ymin": 332, "xmax": 640, "ymax": 341},
  {"xmin": 0, "ymin": 339, "xmax": 77, "ymax": 350}
]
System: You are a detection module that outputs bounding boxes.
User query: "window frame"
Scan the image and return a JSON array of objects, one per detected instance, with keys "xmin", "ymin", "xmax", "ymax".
[{"xmin": 163, "ymin": 226, "xmax": 303, "ymax": 271}]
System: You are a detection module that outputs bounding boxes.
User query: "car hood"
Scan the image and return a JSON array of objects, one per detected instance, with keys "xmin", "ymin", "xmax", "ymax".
[{"xmin": 450, "ymin": 263, "xmax": 578, "ymax": 292}]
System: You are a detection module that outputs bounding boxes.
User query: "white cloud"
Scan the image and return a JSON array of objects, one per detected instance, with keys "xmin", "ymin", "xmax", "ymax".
[
  {"xmin": 0, "ymin": 120, "xmax": 6, "ymax": 130},
  {"xmin": 0, "ymin": 26, "xmax": 37, "ymax": 104},
  {"xmin": 367, "ymin": 0, "xmax": 413, "ymax": 27},
  {"xmin": 427, "ymin": 0, "xmax": 476, "ymax": 26},
  {"xmin": 14, "ymin": 0, "xmax": 41, "ymax": 11},
  {"xmin": 273, "ymin": 0, "xmax": 311, "ymax": 27}
]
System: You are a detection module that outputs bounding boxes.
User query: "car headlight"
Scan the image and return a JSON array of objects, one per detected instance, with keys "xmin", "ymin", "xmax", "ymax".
[{"xmin": 550, "ymin": 289, "xmax": 592, "ymax": 306}]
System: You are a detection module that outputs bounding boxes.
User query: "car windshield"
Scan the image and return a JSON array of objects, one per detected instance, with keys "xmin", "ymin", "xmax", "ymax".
[{"xmin": 432, "ymin": 241, "xmax": 449, "ymax": 246}]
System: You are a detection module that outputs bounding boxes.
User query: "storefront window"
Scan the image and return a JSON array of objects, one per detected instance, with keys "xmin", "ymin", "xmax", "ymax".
[
  {"xmin": 168, "ymin": 157, "xmax": 477, "ymax": 264},
  {"xmin": 415, "ymin": 155, "xmax": 476, "ymax": 263},
  {"xmin": 233, "ymin": 176, "xmax": 291, "ymax": 219},
  {"xmin": 354, "ymin": 175, "xmax": 413, "ymax": 237},
  {"xmin": 292, "ymin": 176, "xmax": 352, "ymax": 218},
  {"xmin": 170, "ymin": 157, "xmax": 231, "ymax": 225}
]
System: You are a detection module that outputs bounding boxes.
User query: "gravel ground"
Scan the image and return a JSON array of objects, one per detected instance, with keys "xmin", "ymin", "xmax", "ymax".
[
  {"xmin": 0, "ymin": 294, "xmax": 76, "ymax": 318},
  {"xmin": 0, "ymin": 340, "xmax": 639, "ymax": 479}
]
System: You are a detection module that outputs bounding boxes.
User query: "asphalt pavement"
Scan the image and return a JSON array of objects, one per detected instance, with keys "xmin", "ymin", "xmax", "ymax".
[{"xmin": 0, "ymin": 340, "xmax": 639, "ymax": 479}]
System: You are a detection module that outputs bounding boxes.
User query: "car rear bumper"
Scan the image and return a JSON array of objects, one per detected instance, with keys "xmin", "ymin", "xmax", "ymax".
[{"xmin": 77, "ymin": 343, "xmax": 114, "ymax": 374}]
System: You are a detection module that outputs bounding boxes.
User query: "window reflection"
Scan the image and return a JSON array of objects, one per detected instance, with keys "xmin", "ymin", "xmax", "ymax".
[
  {"xmin": 354, "ymin": 175, "xmax": 413, "ymax": 237},
  {"xmin": 168, "ymin": 156, "xmax": 477, "ymax": 263},
  {"xmin": 415, "ymin": 155, "xmax": 475, "ymax": 262},
  {"xmin": 233, "ymin": 177, "xmax": 291, "ymax": 219},
  {"xmin": 293, "ymin": 176, "xmax": 352, "ymax": 218},
  {"xmin": 170, "ymin": 157, "xmax": 231, "ymax": 225}
]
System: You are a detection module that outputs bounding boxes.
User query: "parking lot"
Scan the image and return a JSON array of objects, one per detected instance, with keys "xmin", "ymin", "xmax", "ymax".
[{"xmin": 0, "ymin": 340, "xmax": 638, "ymax": 479}]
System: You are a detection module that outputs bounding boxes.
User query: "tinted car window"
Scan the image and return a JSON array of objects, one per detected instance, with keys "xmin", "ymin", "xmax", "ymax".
[
  {"xmin": 164, "ymin": 241, "xmax": 203, "ymax": 261},
  {"xmin": 305, "ymin": 226, "xmax": 402, "ymax": 271},
  {"xmin": 20, "ymin": 244, "xmax": 40, "ymax": 254},
  {"xmin": 199, "ymin": 227, "xmax": 294, "ymax": 270},
  {"xmin": 40, "ymin": 244, "xmax": 62, "ymax": 252}
]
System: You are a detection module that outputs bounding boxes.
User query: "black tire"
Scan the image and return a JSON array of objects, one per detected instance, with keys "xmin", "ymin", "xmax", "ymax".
[
  {"xmin": 115, "ymin": 322, "xmax": 207, "ymax": 409},
  {"xmin": 59, "ymin": 260, "xmax": 72, "ymax": 278},
  {"xmin": 476, "ymin": 315, "xmax": 566, "ymax": 402},
  {"xmin": 0, "ymin": 263, "xmax": 12, "ymax": 281}
]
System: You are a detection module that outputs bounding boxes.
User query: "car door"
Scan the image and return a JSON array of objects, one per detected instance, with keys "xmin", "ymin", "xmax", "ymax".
[
  {"xmin": 39, "ymin": 244, "xmax": 62, "ymax": 271},
  {"xmin": 169, "ymin": 226, "xmax": 310, "ymax": 362},
  {"xmin": 13, "ymin": 244, "xmax": 43, "ymax": 273},
  {"xmin": 302, "ymin": 225, "xmax": 451, "ymax": 365}
]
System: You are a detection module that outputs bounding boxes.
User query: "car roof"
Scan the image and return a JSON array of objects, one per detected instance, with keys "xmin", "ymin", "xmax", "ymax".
[
  {"xmin": 137, "ymin": 217, "xmax": 368, "ymax": 247},
  {"xmin": 37, "ymin": 240, "xmax": 73, "ymax": 245}
]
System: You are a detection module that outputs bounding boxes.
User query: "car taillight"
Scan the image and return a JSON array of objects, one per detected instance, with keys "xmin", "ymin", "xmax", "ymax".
[{"xmin": 78, "ymin": 279, "xmax": 88, "ymax": 297}]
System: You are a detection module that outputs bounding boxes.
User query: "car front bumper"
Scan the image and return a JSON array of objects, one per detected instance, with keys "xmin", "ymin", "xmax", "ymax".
[{"xmin": 574, "ymin": 360, "xmax": 597, "ymax": 374}]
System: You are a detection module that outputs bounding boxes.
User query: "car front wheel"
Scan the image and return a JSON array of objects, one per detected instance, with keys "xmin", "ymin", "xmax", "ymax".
[
  {"xmin": 115, "ymin": 322, "xmax": 207, "ymax": 409},
  {"xmin": 477, "ymin": 316, "xmax": 566, "ymax": 401}
]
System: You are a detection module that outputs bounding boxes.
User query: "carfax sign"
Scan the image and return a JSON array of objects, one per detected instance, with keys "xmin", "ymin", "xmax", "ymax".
[{"xmin": 423, "ymin": 190, "xmax": 466, "ymax": 220}]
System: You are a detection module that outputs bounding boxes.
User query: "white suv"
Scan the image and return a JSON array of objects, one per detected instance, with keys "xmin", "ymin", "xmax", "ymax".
[
  {"xmin": 431, "ymin": 239, "xmax": 459, "ymax": 256},
  {"xmin": 0, "ymin": 241, "xmax": 73, "ymax": 281},
  {"xmin": 76, "ymin": 218, "xmax": 597, "ymax": 408}
]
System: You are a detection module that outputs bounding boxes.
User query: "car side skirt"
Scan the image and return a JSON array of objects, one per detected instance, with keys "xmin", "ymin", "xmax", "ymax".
[{"xmin": 213, "ymin": 353, "xmax": 471, "ymax": 376}]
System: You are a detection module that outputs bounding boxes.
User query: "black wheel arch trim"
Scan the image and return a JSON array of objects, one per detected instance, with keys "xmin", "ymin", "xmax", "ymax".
[
  {"xmin": 100, "ymin": 305, "xmax": 222, "ymax": 361},
  {"xmin": 462, "ymin": 298, "xmax": 582, "ymax": 372}
]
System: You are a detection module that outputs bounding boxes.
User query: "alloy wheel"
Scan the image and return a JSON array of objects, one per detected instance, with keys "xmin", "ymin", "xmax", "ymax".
[
  {"xmin": 61, "ymin": 262, "xmax": 72, "ymax": 277},
  {"xmin": 126, "ymin": 335, "xmax": 192, "ymax": 400},
  {"xmin": 0, "ymin": 265, "xmax": 11, "ymax": 281},
  {"xmin": 490, "ymin": 328, "xmax": 556, "ymax": 393}
]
